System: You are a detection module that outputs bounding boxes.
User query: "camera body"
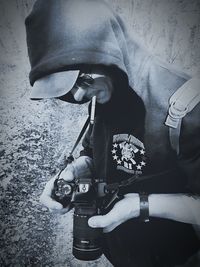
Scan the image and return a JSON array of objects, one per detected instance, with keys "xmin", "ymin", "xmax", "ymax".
[{"xmin": 53, "ymin": 176, "xmax": 104, "ymax": 261}]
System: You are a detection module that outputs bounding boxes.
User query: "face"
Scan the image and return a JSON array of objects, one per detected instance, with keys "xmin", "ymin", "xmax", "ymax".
[{"xmin": 70, "ymin": 71, "xmax": 113, "ymax": 104}]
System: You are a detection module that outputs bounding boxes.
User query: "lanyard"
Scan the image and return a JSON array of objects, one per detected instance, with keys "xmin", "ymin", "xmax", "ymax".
[
  {"xmin": 65, "ymin": 96, "xmax": 96, "ymax": 164},
  {"xmin": 66, "ymin": 116, "xmax": 90, "ymax": 164}
]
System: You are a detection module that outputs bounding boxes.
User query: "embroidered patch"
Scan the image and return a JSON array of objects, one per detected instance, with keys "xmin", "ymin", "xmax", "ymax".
[{"xmin": 112, "ymin": 134, "xmax": 146, "ymax": 175}]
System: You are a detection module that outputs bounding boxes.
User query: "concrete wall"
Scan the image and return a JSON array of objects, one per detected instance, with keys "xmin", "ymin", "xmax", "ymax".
[{"xmin": 0, "ymin": 0, "xmax": 199, "ymax": 266}]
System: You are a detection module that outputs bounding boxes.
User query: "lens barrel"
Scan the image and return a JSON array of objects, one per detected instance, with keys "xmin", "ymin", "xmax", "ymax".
[{"xmin": 73, "ymin": 206, "xmax": 102, "ymax": 261}]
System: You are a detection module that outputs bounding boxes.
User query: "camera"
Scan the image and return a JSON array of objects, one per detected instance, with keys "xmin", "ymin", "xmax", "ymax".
[{"xmin": 53, "ymin": 175, "xmax": 104, "ymax": 261}]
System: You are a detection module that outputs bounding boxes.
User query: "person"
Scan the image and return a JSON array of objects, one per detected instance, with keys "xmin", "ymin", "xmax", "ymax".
[{"xmin": 25, "ymin": 0, "xmax": 200, "ymax": 266}]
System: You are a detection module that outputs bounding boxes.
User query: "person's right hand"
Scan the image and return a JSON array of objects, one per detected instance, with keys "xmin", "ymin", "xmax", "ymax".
[{"xmin": 40, "ymin": 156, "xmax": 94, "ymax": 214}]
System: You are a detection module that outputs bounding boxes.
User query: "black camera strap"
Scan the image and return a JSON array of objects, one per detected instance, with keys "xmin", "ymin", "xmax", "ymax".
[
  {"xmin": 66, "ymin": 96, "xmax": 96, "ymax": 164},
  {"xmin": 66, "ymin": 116, "xmax": 90, "ymax": 164}
]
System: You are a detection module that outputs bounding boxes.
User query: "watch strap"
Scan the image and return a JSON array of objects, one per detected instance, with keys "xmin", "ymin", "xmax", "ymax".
[{"xmin": 139, "ymin": 194, "xmax": 149, "ymax": 222}]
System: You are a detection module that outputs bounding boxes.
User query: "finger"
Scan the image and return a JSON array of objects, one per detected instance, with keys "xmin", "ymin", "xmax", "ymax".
[
  {"xmin": 59, "ymin": 168, "xmax": 74, "ymax": 181},
  {"xmin": 49, "ymin": 206, "xmax": 71, "ymax": 215},
  {"xmin": 42, "ymin": 176, "xmax": 57, "ymax": 197},
  {"xmin": 88, "ymin": 213, "xmax": 116, "ymax": 229},
  {"xmin": 40, "ymin": 194, "xmax": 63, "ymax": 210},
  {"xmin": 103, "ymin": 222, "xmax": 121, "ymax": 233},
  {"xmin": 89, "ymin": 215, "xmax": 122, "ymax": 233},
  {"xmin": 88, "ymin": 199, "xmax": 129, "ymax": 229},
  {"xmin": 57, "ymin": 207, "xmax": 71, "ymax": 214}
]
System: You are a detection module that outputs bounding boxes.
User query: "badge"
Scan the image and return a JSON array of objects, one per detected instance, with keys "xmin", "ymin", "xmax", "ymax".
[{"xmin": 112, "ymin": 134, "xmax": 146, "ymax": 174}]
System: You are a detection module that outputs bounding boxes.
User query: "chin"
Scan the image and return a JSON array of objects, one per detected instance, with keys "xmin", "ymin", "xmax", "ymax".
[
  {"xmin": 97, "ymin": 98, "xmax": 108, "ymax": 104},
  {"xmin": 97, "ymin": 93, "xmax": 111, "ymax": 104}
]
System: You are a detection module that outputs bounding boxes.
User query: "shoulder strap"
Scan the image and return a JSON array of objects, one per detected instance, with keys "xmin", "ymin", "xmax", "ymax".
[{"xmin": 165, "ymin": 77, "xmax": 200, "ymax": 155}]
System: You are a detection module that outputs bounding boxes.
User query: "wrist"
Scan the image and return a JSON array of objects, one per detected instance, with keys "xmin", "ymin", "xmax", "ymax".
[
  {"xmin": 149, "ymin": 194, "xmax": 181, "ymax": 219},
  {"xmin": 124, "ymin": 193, "xmax": 140, "ymax": 219},
  {"xmin": 149, "ymin": 194, "xmax": 167, "ymax": 218}
]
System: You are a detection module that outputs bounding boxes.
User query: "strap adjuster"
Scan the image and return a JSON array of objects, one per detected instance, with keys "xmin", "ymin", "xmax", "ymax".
[{"xmin": 165, "ymin": 101, "xmax": 188, "ymax": 129}]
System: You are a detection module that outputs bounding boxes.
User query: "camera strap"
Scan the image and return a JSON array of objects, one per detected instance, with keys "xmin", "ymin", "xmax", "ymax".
[
  {"xmin": 66, "ymin": 96, "xmax": 96, "ymax": 164},
  {"xmin": 104, "ymin": 169, "xmax": 177, "ymax": 195},
  {"xmin": 66, "ymin": 116, "xmax": 90, "ymax": 163}
]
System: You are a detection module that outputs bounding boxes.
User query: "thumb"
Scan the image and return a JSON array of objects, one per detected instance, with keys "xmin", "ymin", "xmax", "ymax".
[
  {"xmin": 88, "ymin": 214, "xmax": 113, "ymax": 228},
  {"xmin": 59, "ymin": 167, "xmax": 74, "ymax": 181},
  {"xmin": 40, "ymin": 193, "xmax": 63, "ymax": 210}
]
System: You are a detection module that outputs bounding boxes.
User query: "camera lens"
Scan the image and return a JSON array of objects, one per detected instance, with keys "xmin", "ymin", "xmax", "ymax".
[{"xmin": 73, "ymin": 207, "xmax": 102, "ymax": 261}]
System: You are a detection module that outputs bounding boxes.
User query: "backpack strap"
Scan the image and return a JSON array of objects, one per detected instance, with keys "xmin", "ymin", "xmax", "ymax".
[{"xmin": 165, "ymin": 77, "xmax": 200, "ymax": 155}]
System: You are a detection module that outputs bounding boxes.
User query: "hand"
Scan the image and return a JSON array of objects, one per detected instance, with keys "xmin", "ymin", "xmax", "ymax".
[
  {"xmin": 88, "ymin": 193, "xmax": 140, "ymax": 233},
  {"xmin": 40, "ymin": 156, "xmax": 94, "ymax": 214},
  {"xmin": 40, "ymin": 167, "xmax": 74, "ymax": 214}
]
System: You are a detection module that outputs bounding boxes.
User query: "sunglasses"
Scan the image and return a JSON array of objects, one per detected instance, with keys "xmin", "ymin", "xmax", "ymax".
[
  {"xmin": 58, "ymin": 72, "xmax": 106, "ymax": 103},
  {"xmin": 75, "ymin": 72, "xmax": 106, "ymax": 89},
  {"xmin": 75, "ymin": 73, "xmax": 95, "ymax": 88}
]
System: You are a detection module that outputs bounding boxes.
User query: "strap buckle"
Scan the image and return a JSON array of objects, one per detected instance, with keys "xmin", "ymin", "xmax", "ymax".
[{"xmin": 165, "ymin": 101, "xmax": 188, "ymax": 129}]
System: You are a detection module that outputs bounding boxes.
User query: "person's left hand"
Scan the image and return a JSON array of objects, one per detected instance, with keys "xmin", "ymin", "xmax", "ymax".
[{"xmin": 88, "ymin": 193, "xmax": 140, "ymax": 233}]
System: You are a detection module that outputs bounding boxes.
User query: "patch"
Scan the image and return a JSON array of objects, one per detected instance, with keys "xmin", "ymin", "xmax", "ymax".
[{"xmin": 112, "ymin": 134, "xmax": 146, "ymax": 175}]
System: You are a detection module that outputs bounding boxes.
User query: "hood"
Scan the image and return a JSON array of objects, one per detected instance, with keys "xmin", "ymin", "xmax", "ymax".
[
  {"xmin": 25, "ymin": 0, "xmax": 190, "ymax": 101},
  {"xmin": 25, "ymin": 0, "xmax": 133, "ymax": 87}
]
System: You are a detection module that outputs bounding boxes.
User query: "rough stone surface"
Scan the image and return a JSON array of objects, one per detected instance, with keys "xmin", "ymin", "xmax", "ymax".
[{"xmin": 0, "ymin": 0, "xmax": 199, "ymax": 266}]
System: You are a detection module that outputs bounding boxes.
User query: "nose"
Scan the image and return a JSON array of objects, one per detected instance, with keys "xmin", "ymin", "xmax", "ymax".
[{"xmin": 72, "ymin": 86, "xmax": 86, "ymax": 101}]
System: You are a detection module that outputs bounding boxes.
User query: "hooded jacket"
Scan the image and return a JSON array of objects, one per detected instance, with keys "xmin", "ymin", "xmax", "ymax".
[
  {"xmin": 25, "ymin": 0, "xmax": 200, "ymax": 193},
  {"xmin": 25, "ymin": 1, "xmax": 200, "ymax": 265}
]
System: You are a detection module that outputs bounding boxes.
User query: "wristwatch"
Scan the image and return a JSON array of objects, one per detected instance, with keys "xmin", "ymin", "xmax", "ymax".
[{"xmin": 139, "ymin": 193, "xmax": 150, "ymax": 222}]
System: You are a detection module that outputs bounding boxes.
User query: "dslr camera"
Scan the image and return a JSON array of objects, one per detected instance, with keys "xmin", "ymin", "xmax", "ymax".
[{"xmin": 53, "ymin": 169, "xmax": 115, "ymax": 261}]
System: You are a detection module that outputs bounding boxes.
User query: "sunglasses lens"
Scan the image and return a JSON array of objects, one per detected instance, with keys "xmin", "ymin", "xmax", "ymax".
[{"xmin": 76, "ymin": 74, "xmax": 94, "ymax": 87}]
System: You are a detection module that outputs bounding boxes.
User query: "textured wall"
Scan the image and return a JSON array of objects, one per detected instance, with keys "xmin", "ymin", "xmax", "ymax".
[
  {"xmin": 106, "ymin": 0, "xmax": 200, "ymax": 75},
  {"xmin": 0, "ymin": 0, "xmax": 199, "ymax": 266}
]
